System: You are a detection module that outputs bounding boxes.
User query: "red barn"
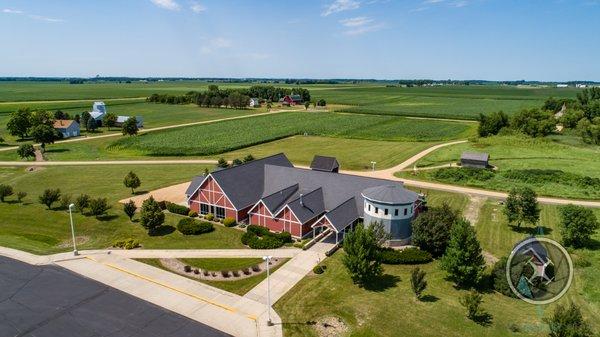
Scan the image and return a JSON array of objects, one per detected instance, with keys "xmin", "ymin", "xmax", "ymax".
[
  {"xmin": 186, "ymin": 153, "xmax": 423, "ymax": 241},
  {"xmin": 278, "ymin": 94, "xmax": 303, "ymax": 106}
]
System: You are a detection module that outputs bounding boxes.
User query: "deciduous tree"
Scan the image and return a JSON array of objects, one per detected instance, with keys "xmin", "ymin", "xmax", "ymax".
[
  {"xmin": 411, "ymin": 202, "xmax": 460, "ymax": 257},
  {"xmin": 6, "ymin": 108, "xmax": 32, "ymax": 139},
  {"xmin": 39, "ymin": 188, "xmax": 61, "ymax": 209},
  {"xmin": 121, "ymin": 117, "xmax": 138, "ymax": 136},
  {"xmin": 0, "ymin": 184, "xmax": 14, "ymax": 202},
  {"xmin": 103, "ymin": 112, "xmax": 117, "ymax": 130},
  {"xmin": 504, "ymin": 187, "xmax": 540, "ymax": 228},
  {"xmin": 559, "ymin": 204, "xmax": 599, "ymax": 248},
  {"xmin": 342, "ymin": 223, "xmax": 383, "ymax": 287},
  {"xmin": 17, "ymin": 144, "xmax": 36, "ymax": 160},
  {"xmin": 89, "ymin": 197, "xmax": 110, "ymax": 217},
  {"xmin": 31, "ymin": 125, "xmax": 59, "ymax": 151},
  {"xmin": 544, "ymin": 303, "xmax": 593, "ymax": 337}
]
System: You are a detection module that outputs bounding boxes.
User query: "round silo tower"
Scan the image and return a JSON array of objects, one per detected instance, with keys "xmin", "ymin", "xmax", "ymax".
[{"xmin": 361, "ymin": 185, "xmax": 419, "ymax": 243}]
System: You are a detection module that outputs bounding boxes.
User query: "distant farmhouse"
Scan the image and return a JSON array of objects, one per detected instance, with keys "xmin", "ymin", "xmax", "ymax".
[
  {"xmin": 186, "ymin": 153, "xmax": 424, "ymax": 244},
  {"xmin": 460, "ymin": 152, "xmax": 489, "ymax": 169},
  {"xmin": 249, "ymin": 97, "xmax": 260, "ymax": 107},
  {"xmin": 278, "ymin": 94, "xmax": 303, "ymax": 106},
  {"xmin": 89, "ymin": 101, "xmax": 143, "ymax": 128},
  {"xmin": 53, "ymin": 120, "xmax": 80, "ymax": 138}
]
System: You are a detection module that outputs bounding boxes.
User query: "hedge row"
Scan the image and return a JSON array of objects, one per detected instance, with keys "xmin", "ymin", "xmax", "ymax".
[
  {"xmin": 241, "ymin": 225, "xmax": 292, "ymax": 249},
  {"xmin": 177, "ymin": 218, "xmax": 214, "ymax": 235},
  {"xmin": 379, "ymin": 247, "xmax": 433, "ymax": 265},
  {"xmin": 166, "ymin": 202, "xmax": 190, "ymax": 215}
]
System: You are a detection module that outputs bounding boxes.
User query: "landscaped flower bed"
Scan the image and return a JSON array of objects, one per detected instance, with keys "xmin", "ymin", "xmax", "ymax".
[{"xmin": 158, "ymin": 257, "xmax": 285, "ymax": 281}]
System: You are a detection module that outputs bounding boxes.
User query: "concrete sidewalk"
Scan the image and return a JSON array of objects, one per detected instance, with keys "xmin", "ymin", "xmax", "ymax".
[
  {"xmin": 54, "ymin": 253, "xmax": 281, "ymax": 337},
  {"xmin": 81, "ymin": 248, "xmax": 302, "ymax": 259},
  {"xmin": 244, "ymin": 242, "xmax": 333, "ymax": 305}
]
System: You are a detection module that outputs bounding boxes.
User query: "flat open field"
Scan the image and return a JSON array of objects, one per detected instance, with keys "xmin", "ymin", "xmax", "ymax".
[
  {"xmin": 0, "ymin": 164, "xmax": 245, "ymax": 254},
  {"xmin": 275, "ymin": 200, "xmax": 600, "ymax": 337},
  {"xmin": 315, "ymin": 85, "xmax": 580, "ymax": 120},
  {"xmin": 109, "ymin": 112, "xmax": 476, "ymax": 157},
  {"xmin": 396, "ymin": 135, "xmax": 600, "ymax": 199}
]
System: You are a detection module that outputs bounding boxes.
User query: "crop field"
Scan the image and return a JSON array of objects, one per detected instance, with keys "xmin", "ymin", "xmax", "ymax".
[
  {"xmin": 396, "ymin": 135, "xmax": 600, "ymax": 199},
  {"xmin": 109, "ymin": 112, "xmax": 476, "ymax": 156},
  {"xmin": 314, "ymin": 85, "xmax": 580, "ymax": 120}
]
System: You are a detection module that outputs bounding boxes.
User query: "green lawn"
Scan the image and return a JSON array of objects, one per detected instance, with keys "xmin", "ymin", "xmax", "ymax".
[
  {"xmin": 316, "ymin": 85, "xmax": 580, "ymax": 120},
  {"xmin": 275, "ymin": 201, "xmax": 600, "ymax": 337},
  {"xmin": 0, "ymin": 164, "xmax": 246, "ymax": 254},
  {"xmin": 136, "ymin": 257, "xmax": 289, "ymax": 296},
  {"xmin": 396, "ymin": 135, "xmax": 600, "ymax": 199}
]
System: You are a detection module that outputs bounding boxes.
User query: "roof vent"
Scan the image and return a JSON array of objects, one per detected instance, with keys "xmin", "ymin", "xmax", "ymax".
[{"xmin": 300, "ymin": 193, "xmax": 304, "ymax": 207}]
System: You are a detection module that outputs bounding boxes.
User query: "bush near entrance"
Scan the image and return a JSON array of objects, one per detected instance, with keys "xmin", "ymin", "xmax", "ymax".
[
  {"xmin": 241, "ymin": 225, "xmax": 292, "ymax": 249},
  {"xmin": 223, "ymin": 217, "xmax": 237, "ymax": 227},
  {"xmin": 177, "ymin": 218, "xmax": 214, "ymax": 235},
  {"xmin": 166, "ymin": 201, "xmax": 190, "ymax": 216}
]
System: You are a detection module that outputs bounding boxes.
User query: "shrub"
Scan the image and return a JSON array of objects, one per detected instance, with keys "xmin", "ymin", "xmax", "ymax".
[
  {"xmin": 60, "ymin": 194, "xmax": 72, "ymax": 210},
  {"xmin": 434, "ymin": 167, "xmax": 494, "ymax": 182},
  {"xmin": 221, "ymin": 270, "xmax": 230, "ymax": 277},
  {"xmin": 157, "ymin": 200, "xmax": 167, "ymax": 210},
  {"xmin": 313, "ymin": 265, "xmax": 325, "ymax": 274},
  {"xmin": 460, "ymin": 291, "xmax": 484, "ymax": 321},
  {"xmin": 0, "ymin": 184, "xmax": 14, "ymax": 202},
  {"xmin": 16, "ymin": 191, "xmax": 27, "ymax": 202},
  {"xmin": 177, "ymin": 218, "xmax": 214, "ymax": 235},
  {"xmin": 112, "ymin": 238, "xmax": 140, "ymax": 250},
  {"xmin": 193, "ymin": 269, "xmax": 199, "ymax": 274},
  {"xmin": 39, "ymin": 188, "xmax": 61, "ymax": 209},
  {"xmin": 188, "ymin": 210, "xmax": 198, "ymax": 217},
  {"xmin": 232, "ymin": 270, "xmax": 240, "ymax": 277},
  {"xmin": 184, "ymin": 265, "xmax": 192, "ymax": 273},
  {"xmin": 410, "ymin": 267, "xmax": 427, "ymax": 300},
  {"xmin": 89, "ymin": 197, "xmax": 111, "ymax": 217},
  {"xmin": 242, "ymin": 225, "xmax": 288, "ymax": 249},
  {"xmin": 544, "ymin": 303, "xmax": 593, "ymax": 337},
  {"xmin": 223, "ymin": 217, "xmax": 237, "ymax": 227},
  {"xmin": 203, "ymin": 270, "xmax": 210, "ymax": 276},
  {"xmin": 242, "ymin": 268, "xmax": 251, "ymax": 275},
  {"xmin": 166, "ymin": 202, "xmax": 190, "ymax": 215},
  {"xmin": 380, "ymin": 247, "xmax": 433, "ymax": 265},
  {"xmin": 251, "ymin": 265, "xmax": 261, "ymax": 272},
  {"xmin": 75, "ymin": 194, "xmax": 90, "ymax": 212},
  {"xmin": 205, "ymin": 213, "xmax": 214, "ymax": 221}
]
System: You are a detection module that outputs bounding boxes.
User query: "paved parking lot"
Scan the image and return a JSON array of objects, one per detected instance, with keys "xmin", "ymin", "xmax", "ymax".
[{"xmin": 0, "ymin": 256, "xmax": 230, "ymax": 337}]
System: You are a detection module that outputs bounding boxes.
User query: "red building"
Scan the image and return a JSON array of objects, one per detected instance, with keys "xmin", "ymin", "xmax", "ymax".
[
  {"xmin": 186, "ymin": 153, "xmax": 422, "ymax": 240},
  {"xmin": 278, "ymin": 94, "xmax": 303, "ymax": 106}
]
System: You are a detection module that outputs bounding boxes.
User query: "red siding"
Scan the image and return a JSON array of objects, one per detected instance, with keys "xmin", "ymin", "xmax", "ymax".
[
  {"xmin": 188, "ymin": 176, "xmax": 237, "ymax": 218},
  {"xmin": 249, "ymin": 203, "xmax": 307, "ymax": 237}
]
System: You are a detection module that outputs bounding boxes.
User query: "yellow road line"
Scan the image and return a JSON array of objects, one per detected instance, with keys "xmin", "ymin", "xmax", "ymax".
[{"xmin": 85, "ymin": 256, "xmax": 257, "ymax": 321}]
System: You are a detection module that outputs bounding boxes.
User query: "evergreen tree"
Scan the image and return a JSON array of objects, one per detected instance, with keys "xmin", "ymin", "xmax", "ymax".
[
  {"xmin": 410, "ymin": 267, "xmax": 427, "ymax": 300},
  {"xmin": 123, "ymin": 171, "xmax": 141, "ymax": 194},
  {"xmin": 89, "ymin": 197, "xmax": 110, "ymax": 217},
  {"xmin": 460, "ymin": 291, "xmax": 484, "ymax": 321},
  {"xmin": 140, "ymin": 196, "xmax": 165, "ymax": 235},
  {"xmin": 440, "ymin": 219, "xmax": 485, "ymax": 287},
  {"xmin": 342, "ymin": 223, "xmax": 383, "ymax": 287},
  {"xmin": 123, "ymin": 200, "xmax": 137, "ymax": 221}
]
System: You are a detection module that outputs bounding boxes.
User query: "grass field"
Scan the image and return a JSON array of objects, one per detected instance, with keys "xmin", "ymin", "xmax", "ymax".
[
  {"xmin": 315, "ymin": 85, "xmax": 580, "ymax": 120},
  {"xmin": 0, "ymin": 164, "xmax": 246, "ymax": 254},
  {"xmin": 275, "ymin": 200, "xmax": 600, "ymax": 337},
  {"xmin": 396, "ymin": 135, "xmax": 600, "ymax": 199},
  {"xmin": 109, "ymin": 112, "xmax": 476, "ymax": 157},
  {"xmin": 136, "ymin": 257, "xmax": 289, "ymax": 295}
]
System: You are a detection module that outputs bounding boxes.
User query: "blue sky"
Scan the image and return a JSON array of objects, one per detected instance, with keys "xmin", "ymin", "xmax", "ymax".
[{"xmin": 1, "ymin": 0, "xmax": 599, "ymax": 80}]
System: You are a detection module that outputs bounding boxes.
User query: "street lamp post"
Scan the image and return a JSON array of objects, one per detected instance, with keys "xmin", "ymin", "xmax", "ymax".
[
  {"xmin": 370, "ymin": 161, "xmax": 377, "ymax": 172},
  {"xmin": 68, "ymin": 204, "xmax": 78, "ymax": 256},
  {"xmin": 263, "ymin": 255, "xmax": 273, "ymax": 326}
]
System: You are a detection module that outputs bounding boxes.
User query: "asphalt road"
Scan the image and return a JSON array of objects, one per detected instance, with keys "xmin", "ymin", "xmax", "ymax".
[{"xmin": 0, "ymin": 256, "xmax": 230, "ymax": 337}]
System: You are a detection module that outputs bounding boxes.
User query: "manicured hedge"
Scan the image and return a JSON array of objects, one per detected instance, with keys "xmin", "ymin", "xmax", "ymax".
[
  {"xmin": 380, "ymin": 247, "xmax": 433, "ymax": 265},
  {"xmin": 112, "ymin": 238, "xmax": 140, "ymax": 250},
  {"xmin": 242, "ymin": 225, "xmax": 293, "ymax": 249},
  {"xmin": 223, "ymin": 217, "xmax": 237, "ymax": 227},
  {"xmin": 177, "ymin": 218, "xmax": 214, "ymax": 235},
  {"xmin": 166, "ymin": 202, "xmax": 190, "ymax": 215}
]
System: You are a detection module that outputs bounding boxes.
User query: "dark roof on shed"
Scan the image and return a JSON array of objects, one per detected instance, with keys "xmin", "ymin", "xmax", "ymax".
[
  {"xmin": 361, "ymin": 185, "xmax": 419, "ymax": 205},
  {"xmin": 310, "ymin": 155, "xmax": 339, "ymax": 172},
  {"xmin": 461, "ymin": 152, "xmax": 489, "ymax": 162}
]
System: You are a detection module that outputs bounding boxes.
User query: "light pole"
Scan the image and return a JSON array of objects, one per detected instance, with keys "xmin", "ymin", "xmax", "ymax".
[
  {"xmin": 370, "ymin": 161, "xmax": 376, "ymax": 172},
  {"xmin": 262, "ymin": 255, "xmax": 273, "ymax": 326},
  {"xmin": 68, "ymin": 203, "xmax": 78, "ymax": 256}
]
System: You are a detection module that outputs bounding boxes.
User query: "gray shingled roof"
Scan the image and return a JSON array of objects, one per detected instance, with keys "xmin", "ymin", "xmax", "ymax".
[
  {"xmin": 310, "ymin": 155, "xmax": 339, "ymax": 172},
  {"xmin": 284, "ymin": 188, "xmax": 325, "ymax": 224},
  {"xmin": 185, "ymin": 175, "xmax": 206, "ymax": 196},
  {"xmin": 461, "ymin": 152, "xmax": 489, "ymax": 162},
  {"xmin": 361, "ymin": 185, "xmax": 419, "ymax": 205},
  {"xmin": 186, "ymin": 153, "xmax": 293, "ymax": 208},
  {"xmin": 261, "ymin": 184, "xmax": 298, "ymax": 214},
  {"xmin": 321, "ymin": 197, "xmax": 359, "ymax": 232}
]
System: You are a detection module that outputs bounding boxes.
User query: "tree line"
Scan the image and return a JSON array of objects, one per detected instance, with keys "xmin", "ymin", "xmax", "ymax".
[
  {"xmin": 478, "ymin": 87, "xmax": 600, "ymax": 144},
  {"xmin": 146, "ymin": 85, "xmax": 311, "ymax": 108}
]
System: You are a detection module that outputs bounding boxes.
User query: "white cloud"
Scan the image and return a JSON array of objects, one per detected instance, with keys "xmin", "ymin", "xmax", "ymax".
[
  {"xmin": 322, "ymin": 0, "xmax": 360, "ymax": 16},
  {"xmin": 200, "ymin": 37, "xmax": 232, "ymax": 54},
  {"xmin": 2, "ymin": 8, "xmax": 23, "ymax": 14},
  {"xmin": 344, "ymin": 22, "xmax": 384, "ymax": 35},
  {"xmin": 28, "ymin": 14, "xmax": 64, "ymax": 22},
  {"xmin": 339, "ymin": 16, "xmax": 373, "ymax": 27},
  {"xmin": 150, "ymin": 0, "xmax": 180, "ymax": 11},
  {"xmin": 190, "ymin": 1, "xmax": 206, "ymax": 13}
]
